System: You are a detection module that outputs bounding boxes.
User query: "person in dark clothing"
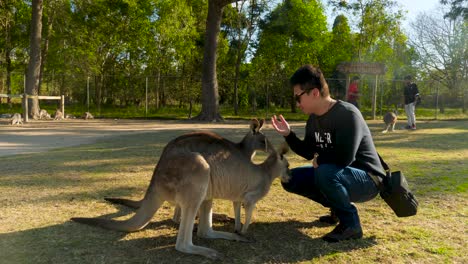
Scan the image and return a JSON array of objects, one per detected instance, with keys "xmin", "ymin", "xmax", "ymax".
[
  {"xmin": 403, "ymin": 75, "xmax": 420, "ymax": 130},
  {"xmin": 271, "ymin": 65, "xmax": 384, "ymax": 242}
]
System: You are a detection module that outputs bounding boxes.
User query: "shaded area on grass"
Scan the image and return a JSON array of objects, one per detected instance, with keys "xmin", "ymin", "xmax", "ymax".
[{"xmin": 0, "ymin": 218, "xmax": 378, "ymax": 264}]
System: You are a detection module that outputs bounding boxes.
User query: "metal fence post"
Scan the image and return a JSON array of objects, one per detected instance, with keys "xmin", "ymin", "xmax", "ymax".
[
  {"xmin": 145, "ymin": 77, "xmax": 148, "ymax": 118},
  {"xmin": 22, "ymin": 93, "xmax": 28, "ymax": 123},
  {"xmin": 87, "ymin": 76, "xmax": 90, "ymax": 112},
  {"xmin": 435, "ymin": 85, "xmax": 439, "ymax": 120}
]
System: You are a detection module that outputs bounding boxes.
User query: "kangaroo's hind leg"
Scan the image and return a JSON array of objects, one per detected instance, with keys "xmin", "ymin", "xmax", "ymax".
[
  {"xmin": 172, "ymin": 152, "xmax": 222, "ymax": 260},
  {"xmin": 382, "ymin": 124, "xmax": 390, "ymax": 133}
]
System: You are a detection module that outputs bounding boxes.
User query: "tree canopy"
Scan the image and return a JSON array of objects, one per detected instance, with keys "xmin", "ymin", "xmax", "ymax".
[{"xmin": 0, "ymin": 0, "xmax": 465, "ymax": 117}]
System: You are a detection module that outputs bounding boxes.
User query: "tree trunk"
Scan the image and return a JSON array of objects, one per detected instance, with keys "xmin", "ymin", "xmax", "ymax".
[
  {"xmin": 97, "ymin": 75, "xmax": 103, "ymax": 114},
  {"xmin": 25, "ymin": 0, "xmax": 43, "ymax": 119},
  {"xmin": 233, "ymin": 1, "xmax": 243, "ymax": 116},
  {"xmin": 5, "ymin": 31, "xmax": 12, "ymax": 107},
  {"xmin": 193, "ymin": 0, "xmax": 233, "ymax": 122},
  {"xmin": 38, "ymin": 10, "xmax": 53, "ymax": 95}
]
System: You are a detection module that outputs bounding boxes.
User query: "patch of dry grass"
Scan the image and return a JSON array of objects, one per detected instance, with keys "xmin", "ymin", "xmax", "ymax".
[{"xmin": 0, "ymin": 120, "xmax": 467, "ymax": 263}]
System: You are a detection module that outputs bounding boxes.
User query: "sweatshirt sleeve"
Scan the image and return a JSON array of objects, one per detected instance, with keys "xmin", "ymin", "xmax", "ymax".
[{"xmin": 284, "ymin": 130, "xmax": 315, "ymax": 160}]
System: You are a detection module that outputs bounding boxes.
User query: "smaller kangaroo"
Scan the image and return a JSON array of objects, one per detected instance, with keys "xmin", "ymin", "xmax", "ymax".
[
  {"xmin": 39, "ymin": 109, "xmax": 51, "ymax": 120},
  {"xmin": 382, "ymin": 111, "xmax": 398, "ymax": 133},
  {"xmin": 54, "ymin": 109, "xmax": 64, "ymax": 120},
  {"xmin": 82, "ymin": 112, "xmax": 94, "ymax": 119},
  {"xmin": 105, "ymin": 119, "xmax": 272, "ymax": 233},
  {"xmin": 72, "ymin": 121, "xmax": 290, "ymax": 260},
  {"xmin": 10, "ymin": 113, "xmax": 23, "ymax": 125}
]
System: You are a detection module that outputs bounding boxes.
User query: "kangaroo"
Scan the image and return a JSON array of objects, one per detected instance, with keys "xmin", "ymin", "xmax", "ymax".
[
  {"xmin": 82, "ymin": 112, "xmax": 94, "ymax": 119},
  {"xmin": 382, "ymin": 110, "xmax": 398, "ymax": 133},
  {"xmin": 54, "ymin": 109, "xmax": 64, "ymax": 120},
  {"xmin": 39, "ymin": 109, "xmax": 51, "ymax": 119},
  {"xmin": 71, "ymin": 123, "xmax": 290, "ymax": 260},
  {"xmin": 105, "ymin": 119, "xmax": 271, "ymax": 232},
  {"xmin": 10, "ymin": 113, "xmax": 23, "ymax": 125}
]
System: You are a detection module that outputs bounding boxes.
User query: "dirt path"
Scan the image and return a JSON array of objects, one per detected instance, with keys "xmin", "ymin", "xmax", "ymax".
[{"xmin": 0, "ymin": 118, "xmax": 272, "ymax": 157}]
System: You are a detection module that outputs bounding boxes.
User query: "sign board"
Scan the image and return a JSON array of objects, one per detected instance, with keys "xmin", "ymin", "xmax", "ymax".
[{"xmin": 337, "ymin": 62, "xmax": 386, "ymax": 75}]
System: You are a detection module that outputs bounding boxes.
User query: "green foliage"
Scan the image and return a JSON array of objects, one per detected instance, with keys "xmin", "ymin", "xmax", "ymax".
[
  {"xmin": 0, "ymin": 0, "xmax": 31, "ymax": 75},
  {"xmin": 250, "ymin": 0, "xmax": 328, "ymax": 110},
  {"xmin": 319, "ymin": 14, "xmax": 353, "ymax": 76},
  {"xmin": 1, "ymin": 0, "xmax": 465, "ymax": 117}
]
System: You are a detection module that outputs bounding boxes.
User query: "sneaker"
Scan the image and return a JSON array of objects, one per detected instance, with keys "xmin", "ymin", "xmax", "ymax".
[
  {"xmin": 318, "ymin": 209, "xmax": 339, "ymax": 224},
  {"xmin": 404, "ymin": 125, "xmax": 412, "ymax": 130},
  {"xmin": 411, "ymin": 124, "xmax": 416, "ymax": 130},
  {"xmin": 322, "ymin": 225, "xmax": 363, "ymax": 243}
]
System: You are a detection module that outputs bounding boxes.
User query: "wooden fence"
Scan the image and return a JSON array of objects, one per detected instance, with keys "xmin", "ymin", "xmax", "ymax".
[{"xmin": 0, "ymin": 94, "xmax": 65, "ymax": 123}]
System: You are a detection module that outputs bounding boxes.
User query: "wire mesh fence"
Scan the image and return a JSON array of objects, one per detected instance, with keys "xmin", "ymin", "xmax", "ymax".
[{"xmin": 0, "ymin": 72, "xmax": 466, "ymax": 120}]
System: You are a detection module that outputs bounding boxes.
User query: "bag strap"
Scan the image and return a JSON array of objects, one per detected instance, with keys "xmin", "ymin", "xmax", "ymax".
[
  {"xmin": 369, "ymin": 153, "xmax": 393, "ymax": 191},
  {"xmin": 368, "ymin": 172, "xmax": 384, "ymax": 191},
  {"xmin": 378, "ymin": 153, "xmax": 390, "ymax": 172},
  {"xmin": 369, "ymin": 153, "xmax": 392, "ymax": 192}
]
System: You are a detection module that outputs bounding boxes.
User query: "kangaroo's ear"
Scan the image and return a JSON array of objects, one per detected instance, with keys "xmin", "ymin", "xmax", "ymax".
[
  {"xmin": 250, "ymin": 118, "xmax": 260, "ymax": 133},
  {"xmin": 258, "ymin": 119, "xmax": 265, "ymax": 130}
]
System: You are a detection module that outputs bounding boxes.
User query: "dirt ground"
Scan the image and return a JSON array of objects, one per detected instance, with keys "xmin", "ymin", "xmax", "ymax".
[{"xmin": 0, "ymin": 118, "xmax": 273, "ymax": 157}]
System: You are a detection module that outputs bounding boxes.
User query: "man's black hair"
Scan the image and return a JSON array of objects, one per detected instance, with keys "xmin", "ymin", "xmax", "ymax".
[{"xmin": 289, "ymin": 65, "xmax": 329, "ymax": 97}]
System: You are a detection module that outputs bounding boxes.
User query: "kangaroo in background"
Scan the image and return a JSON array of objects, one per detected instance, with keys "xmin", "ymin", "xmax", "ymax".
[
  {"xmin": 71, "ymin": 120, "xmax": 291, "ymax": 260},
  {"xmin": 38, "ymin": 109, "xmax": 51, "ymax": 119},
  {"xmin": 82, "ymin": 112, "xmax": 94, "ymax": 119},
  {"xmin": 54, "ymin": 109, "xmax": 64, "ymax": 120},
  {"xmin": 105, "ymin": 119, "xmax": 272, "ymax": 232},
  {"xmin": 382, "ymin": 110, "xmax": 398, "ymax": 133},
  {"xmin": 10, "ymin": 113, "xmax": 23, "ymax": 125}
]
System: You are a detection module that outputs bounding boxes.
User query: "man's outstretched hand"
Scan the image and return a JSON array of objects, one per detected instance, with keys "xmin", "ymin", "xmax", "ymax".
[{"xmin": 271, "ymin": 115, "xmax": 291, "ymax": 137}]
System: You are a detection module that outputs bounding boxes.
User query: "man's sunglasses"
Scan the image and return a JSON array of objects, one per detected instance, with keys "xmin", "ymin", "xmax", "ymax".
[{"xmin": 295, "ymin": 91, "xmax": 307, "ymax": 103}]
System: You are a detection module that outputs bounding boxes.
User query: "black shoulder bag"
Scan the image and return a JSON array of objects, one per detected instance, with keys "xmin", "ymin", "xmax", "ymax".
[{"xmin": 368, "ymin": 155, "xmax": 419, "ymax": 217}]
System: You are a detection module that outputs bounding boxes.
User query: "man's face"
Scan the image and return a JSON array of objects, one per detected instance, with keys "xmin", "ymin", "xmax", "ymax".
[{"xmin": 293, "ymin": 84, "xmax": 318, "ymax": 115}]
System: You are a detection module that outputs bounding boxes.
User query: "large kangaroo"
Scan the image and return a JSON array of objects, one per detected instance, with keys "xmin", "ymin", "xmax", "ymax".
[
  {"xmin": 71, "ymin": 121, "xmax": 290, "ymax": 260},
  {"xmin": 105, "ymin": 119, "xmax": 271, "ymax": 232}
]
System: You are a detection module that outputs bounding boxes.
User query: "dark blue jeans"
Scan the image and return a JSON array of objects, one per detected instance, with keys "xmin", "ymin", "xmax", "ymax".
[{"xmin": 281, "ymin": 164, "xmax": 378, "ymax": 228}]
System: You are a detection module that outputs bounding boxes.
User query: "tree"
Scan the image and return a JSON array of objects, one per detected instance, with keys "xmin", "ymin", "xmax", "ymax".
[
  {"xmin": 440, "ymin": 0, "xmax": 468, "ymax": 20},
  {"xmin": 148, "ymin": 0, "xmax": 201, "ymax": 109},
  {"xmin": 410, "ymin": 6, "xmax": 468, "ymax": 112},
  {"xmin": 251, "ymin": 0, "xmax": 328, "ymax": 112},
  {"xmin": 25, "ymin": 0, "xmax": 43, "ymax": 119},
  {"xmin": 322, "ymin": 15, "xmax": 354, "ymax": 98},
  {"xmin": 194, "ymin": 0, "xmax": 239, "ymax": 122},
  {"xmin": 0, "ymin": 0, "xmax": 30, "ymax": 105},
  {"xmin": 68, "ymin": 0, "xmax": 158, "ymax": 112},
  {"xmin": 221, "ymin": 0, "xmax": 268, "ymax": 115}
]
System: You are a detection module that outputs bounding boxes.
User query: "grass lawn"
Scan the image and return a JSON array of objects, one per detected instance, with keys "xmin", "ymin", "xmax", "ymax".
[{"xmin": 0, "ymin": 119, "xmax": 466, "ymax": 263}]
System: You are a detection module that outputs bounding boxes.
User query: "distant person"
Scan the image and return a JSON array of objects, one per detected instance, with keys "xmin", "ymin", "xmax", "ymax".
[
  {"xmin": 347, "ymin": 76, "xmax": 360, "ymax": 109},
  {"xmin": 403, "ymin": 75, "xmax": 420, "ymax": 130}
]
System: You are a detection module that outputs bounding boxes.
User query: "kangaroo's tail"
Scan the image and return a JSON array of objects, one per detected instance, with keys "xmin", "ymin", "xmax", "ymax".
[{"xmin": 72, "ymin": 195, "xmax": 164, "ymax": 232}]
